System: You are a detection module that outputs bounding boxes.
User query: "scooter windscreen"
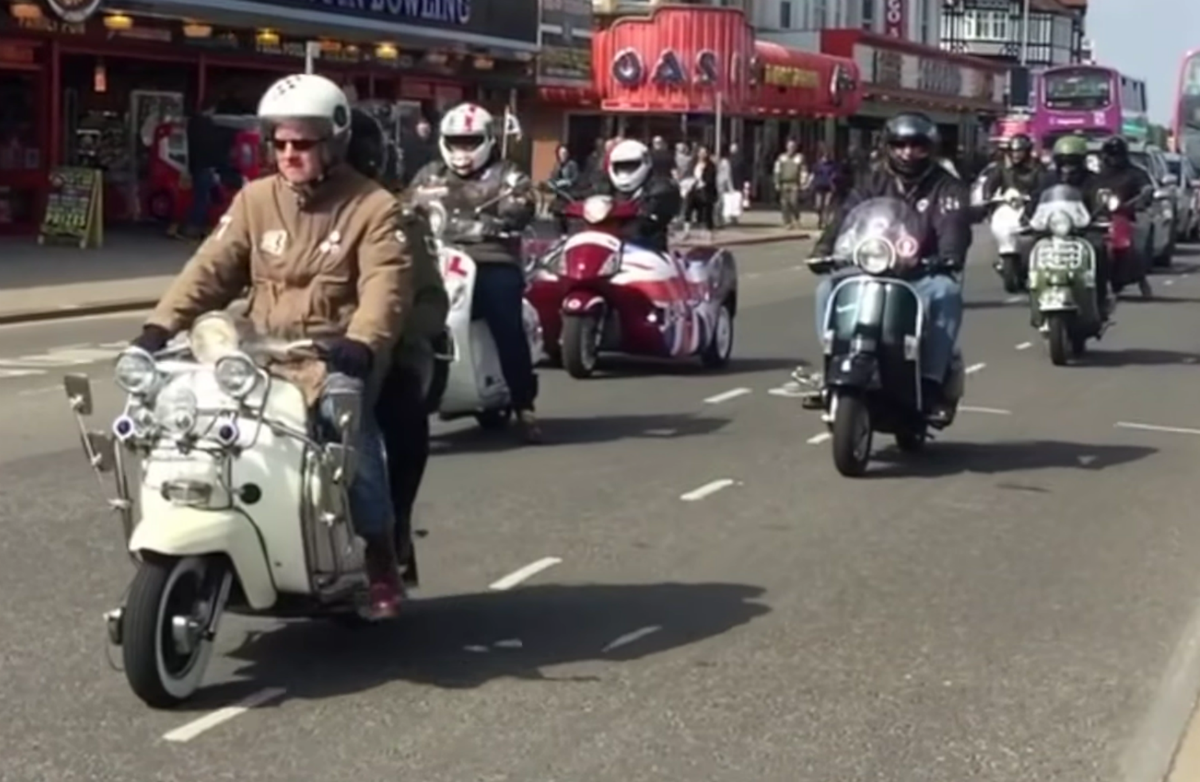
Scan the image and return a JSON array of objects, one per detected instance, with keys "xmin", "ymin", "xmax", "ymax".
[
  {"xmin": 1029, "ymin": 184, "xmax": 1092, "ymax": 236},
  {"xmin": 831, "ymin": 197, "xmax": 927, "ymax": 275}
]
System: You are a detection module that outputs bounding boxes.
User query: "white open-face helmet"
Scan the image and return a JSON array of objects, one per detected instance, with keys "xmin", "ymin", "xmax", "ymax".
[
  {"xmin": 438, "ymin": 103, "xmax": 496, "ymax": 176},
  {"xmin": 607, "ymin": 139, "xmax": 651, "ymax": 193},
  {"xmin": 257, "ymin": 74, "xmax": 352, "ymax": 163}
]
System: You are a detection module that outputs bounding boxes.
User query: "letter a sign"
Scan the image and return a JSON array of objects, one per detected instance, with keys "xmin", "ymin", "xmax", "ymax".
[{"xmin": 884, "ymin": 0, "xmax": 906, "ymax": 38}]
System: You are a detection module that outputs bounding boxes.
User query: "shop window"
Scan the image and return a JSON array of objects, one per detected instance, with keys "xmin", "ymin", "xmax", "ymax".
[
  {"xmin": 0, "ymin": 71, "xmax": 43, "ymax": 228},
  {"xmin": 861, "ymin": 0, "xmax": 874, "ymax": 31}
]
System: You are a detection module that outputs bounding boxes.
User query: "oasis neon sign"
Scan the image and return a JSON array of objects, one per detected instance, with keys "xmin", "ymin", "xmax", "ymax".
[{"xmin": 611, "ymin": 47, "xmax": 721, "ymax": 88}]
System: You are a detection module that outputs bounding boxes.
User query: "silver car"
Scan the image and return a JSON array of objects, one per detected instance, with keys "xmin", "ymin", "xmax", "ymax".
[{"xmin": 1164, "ymin": 152, "xmax": 1200, "ymax": 241}]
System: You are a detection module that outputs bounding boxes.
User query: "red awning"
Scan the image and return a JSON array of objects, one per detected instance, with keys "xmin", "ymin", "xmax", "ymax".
[{"xmin": 749, "ymin": 41, "xmax": 862, "ymax": 118}]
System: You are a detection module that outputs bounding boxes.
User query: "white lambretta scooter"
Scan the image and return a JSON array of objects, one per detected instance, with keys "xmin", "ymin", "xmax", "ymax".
[
  {"xmin": 63, "ymin": 313, "xmax": 397, "ymax": 708},
  {"xmin": 420, "ymin": 197, "xmax": 543, "ymax": 430},
  {"xmin": 989, "ymin": 187, "xmax": 1031, "ymax": 294}
]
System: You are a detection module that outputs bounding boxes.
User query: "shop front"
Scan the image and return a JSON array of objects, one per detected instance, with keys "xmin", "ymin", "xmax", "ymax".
[
  {"xmin": 820, "ymin": 29, "xmax": 1006, "ymax": 168},
  {"xmin": 579, "ymin": 6, "xmax": 860, "ymax": 181},
  {"xmin": 529, "ymin": 0, "xmax": 595, "ymax": 181},
  {"xmin": 0, "ymin": 0, "xmax": 539, "ymax": 234}
]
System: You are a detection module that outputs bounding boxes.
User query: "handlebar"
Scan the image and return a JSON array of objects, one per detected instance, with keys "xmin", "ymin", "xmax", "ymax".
[{"xmin": 805, "ymin": 256, "xmax": 958, "ymax": 275}]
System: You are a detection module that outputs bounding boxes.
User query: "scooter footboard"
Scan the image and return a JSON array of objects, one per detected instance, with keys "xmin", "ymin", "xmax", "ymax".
[{"xmin": 128, "ymin": 508, "xmax": 276, "ymax": 610}]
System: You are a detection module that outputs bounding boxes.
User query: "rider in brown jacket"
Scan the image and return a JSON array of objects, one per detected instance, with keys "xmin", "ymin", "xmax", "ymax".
[{"xmin": 132, "ymin": 74, "xmax": 414, "ymax": 618}]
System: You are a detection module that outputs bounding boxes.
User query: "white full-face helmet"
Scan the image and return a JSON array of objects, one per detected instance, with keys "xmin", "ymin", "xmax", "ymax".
[
  {"xmin": 257, "ymin": 73, "xmax": 352, "ymax": 165},
  {"xmin": 607, "ymin": 139, "xmax": 651, "ymax": 193},
  {"xmin": 438, "ymin": 103, "xmax": 496, "ymax": 176}
]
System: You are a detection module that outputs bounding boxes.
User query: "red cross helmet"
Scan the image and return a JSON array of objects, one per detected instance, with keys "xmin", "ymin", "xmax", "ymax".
[{"xmin": 438, "ymin": 103, "xmax": 496, "ymax": 176}]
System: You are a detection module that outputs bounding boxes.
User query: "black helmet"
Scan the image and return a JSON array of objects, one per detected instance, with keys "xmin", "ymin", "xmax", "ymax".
[
  {"xmin": 883, "ymin": 112, "xmax": 939, "ymax": 178},
  {"xmin": 346, "ymin": 107, "xmax": 391, "ymax": 182},
  {"xmin": 1007, "ymin": 134, "xmax": 1033, "ymax": 153},
  {"xmin": 1101, "ymin": 135, "xmax": 1129, "ymax": 164}
]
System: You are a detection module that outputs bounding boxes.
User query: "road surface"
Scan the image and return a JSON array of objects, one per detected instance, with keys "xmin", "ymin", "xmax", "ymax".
[{"xmin": 3, "ymin": 235, "xmax": 1200, "ymax": 782}]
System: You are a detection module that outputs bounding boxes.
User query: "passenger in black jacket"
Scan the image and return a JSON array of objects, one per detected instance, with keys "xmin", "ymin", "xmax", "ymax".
[
  {"xmin": 811, "ymin": 112, "xmax": 971, "ymax": 420},
  {"xmin": 589, "ymin": 138, "xmax": 681, "ymax": 254}
]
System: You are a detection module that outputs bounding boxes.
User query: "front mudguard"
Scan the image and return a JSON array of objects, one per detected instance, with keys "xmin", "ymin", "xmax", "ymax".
[
  {"xmin": 561, "ymin": 291, "xmax": 606, "ymax": 316},
  {"xmin": 128, "ymin": 508, "xmax": 277, "ymax": 610}
]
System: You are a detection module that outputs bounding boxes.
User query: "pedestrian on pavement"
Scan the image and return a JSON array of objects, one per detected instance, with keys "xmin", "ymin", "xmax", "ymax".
[
  {"xmin": 546, "ymin": 144, "xmax": 579, "ymax": 232},
  {"xmin": 686, "ymin": 145, "xmax": 718, "ymax": 241},
  {"xmin": 774, "ymin": 140, "xmax": 805, "ymax": 230},
  {"xmin": 173, "ymin": 103, "xmax": 234, "ymax": 241},
  {"xmin": 811, "ymin": 146, "xmax": 839, "ymax": 230},
  {"xmin": 717, "ymin": 143, "xmax": 746, "ymax": 227},
  {"xmin": 650, "ymin": 135, "xmax": 674, "ymax": 176}
]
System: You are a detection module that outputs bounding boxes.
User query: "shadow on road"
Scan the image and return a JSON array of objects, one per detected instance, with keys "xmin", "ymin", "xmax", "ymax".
[
  {"xmin": 964, "ymin": 298, "xmax": 1022, "ymax": 311},
  {"xmin": 431, "ymin": 413, "xmax": 730, "ymax": 453},
  {"xmin": 571, "ymin": 354, "xmax": 799, "ymax": 379},
  {"xmin": 868, "ymin": 439, "xmax": 1156, "ymax": 479},
  {"xmin": 1083, "ymin": 347, "xmax": 1200, "ymax": 367},
  {"xmin": 187, "ymin": 582, "xmax": 769, "ymax": 708}
]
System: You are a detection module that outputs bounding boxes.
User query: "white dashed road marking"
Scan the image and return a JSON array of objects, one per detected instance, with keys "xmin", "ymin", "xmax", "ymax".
[
  {"xmin": 807, "ymin": 432, "xmax": 832, "ymax": 444},
  {"xmin": 960, "ymin": 406, "xmax": 1012, "ymax": 416},
  {"xmin": 704, "ymin": 387, "xmax": 752, "ymax": 405},
  {"xmin": 1115, "ymin": 422, "xmax": 1200, "ymax": 437},
  {"xmin": 966, "ymin": 363, "xmax": 987, "ymax": 374},
  {"xmin": 1016, "ymin": 342, "xmax": 1033, "ymax": 350},
  {"xmin": 488, "ymin": 557, "xmax": 563, "ymax": 591},
  {"xmin": 162, "ymin": 687, "xmax": 286, "ymax": 743},
  {"xmin": 604, "ymin": 625, "xmax": 662, "ymax": 652},
  {"xmin": 680, "ymin": 479, "xmax": 736, "ymax": 501}
]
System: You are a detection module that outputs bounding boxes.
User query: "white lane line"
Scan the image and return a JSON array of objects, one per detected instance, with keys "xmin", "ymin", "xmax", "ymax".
[
  {"xmin": 680, "ymin": 478, "xmax": 736, "ymax": 501},
  {"xmin": 603, "ymin": 625, "xmax": 662, "ymax": 652},
  {"xmin": 1004, "ymin": 295, "xmax": 1024, "ymax": 304},
  {"xmin": 17, "ymin": 384, "xmax": 60, "ymax": 397},
  {"xmin": 463, "ymin": 645, "xmax": 490, "ymax": 653},
  {"xmin": 643, "ymin": 428, "xmax": 678, "ymax": 437},
  {"xmin": 966, "ymin": 363, "xmax": 987, "ymax": 374},
  {"xmin": 1016, "ymin": 341, "xmax": 1033, "ymax": 351},
  {"xmin": 162, "ymin": 687, "xmax": 286, "ymax": 743},
  {"xmin": 704, "ymin": 387, "xmax": 752, "ymax": 404},
  {"xmin": 1165, "ymin": 279, "xmax": 1176, "ymax": 287},
  {"xmin": 768, "ymin": 382, "xmax": 808, "ymax": 398},
  {"xmin": 494, "ymin": 639, "xmax": 523, "ymax": 649},
  {"xmin": 807, "ymin": 432, "xmax": 832, "ymax": 444},
  {"xmin": 1115, "ymin": 422, "xmax": 1200, "ymax": 437},
  {"xmin": 960, "ymin": 405, "xmax": 1012, "ymax": 415},
  {"xmin": 488, "ymin": 557, "xmax": 563, "ymax": 591},
  {"xmin": 745, "ymin": 272, "xmax": 761, "ymax": 280}
]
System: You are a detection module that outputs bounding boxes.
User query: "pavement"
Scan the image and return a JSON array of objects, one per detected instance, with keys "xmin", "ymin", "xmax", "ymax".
[
  {"xmin": 3, "ymin": 232, "xmax": 1200, "ymax": 781},
  {"xmin": 0, "ymin": 210, "xmax": 813, "ymax": 325}
]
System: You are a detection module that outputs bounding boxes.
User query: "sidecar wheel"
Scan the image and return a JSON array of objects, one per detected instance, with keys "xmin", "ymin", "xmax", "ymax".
[{"xmin": 123, "ymin": 554, "xmax": 229, "ymax": 708}]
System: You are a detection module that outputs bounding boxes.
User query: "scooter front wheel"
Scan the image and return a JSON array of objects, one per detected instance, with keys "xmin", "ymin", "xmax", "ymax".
[
  {"xmin": 1047, "ymin": 314, "xmax": 1070, "ymax": 366},
  {"xmin": 122, "ymin": 553, "xmax": 229, "ymax": 708},
  {"xmin": 831, "ymin": 394, "xmax": 872, "ymax": 477},
  {"xmin": 562, "ymin": 314, "xmax": 601, "ymax": 379}
]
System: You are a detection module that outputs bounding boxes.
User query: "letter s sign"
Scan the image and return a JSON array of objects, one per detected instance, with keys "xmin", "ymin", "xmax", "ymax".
[{"xmin": 884, "ymin": 0, "xmax": 906, "ymax": 38}]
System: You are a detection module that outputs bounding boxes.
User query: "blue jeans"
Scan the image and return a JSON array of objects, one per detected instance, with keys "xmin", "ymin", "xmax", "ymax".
[
  {"xmin": 317, "ymin": 373, "xmax": 393, "ymax": 538},
  {"xmin": 814, "ymin": 271, "xmax": 963, "ymax": 382},
  {"xmin": 188, "ymin": 167, "xmax": 215, "ymax": 231},
  {"xmin": 473, "ymin": 263, "xmax": 537, "ymax": 411}
]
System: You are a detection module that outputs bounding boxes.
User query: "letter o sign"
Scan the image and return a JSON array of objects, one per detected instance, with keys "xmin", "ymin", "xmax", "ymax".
[{"xmin": 884, "ymin": 0, "xmax": 904, "ymax": 36}]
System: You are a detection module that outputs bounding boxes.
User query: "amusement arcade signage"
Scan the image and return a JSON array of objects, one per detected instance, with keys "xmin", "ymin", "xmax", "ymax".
[
  {"xmin": 256, "ymin": 0, "xmax": 539, "ymax": 45},
  {"xmin": 611, "ymin": 47, "xmax": 724, "ymax": 88}
]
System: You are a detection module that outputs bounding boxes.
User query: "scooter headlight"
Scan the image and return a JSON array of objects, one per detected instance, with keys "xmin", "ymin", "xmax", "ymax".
[
  {"xmin": 1107, "ymin": 194, "xmax": 1121, "ymax": 212},
  {"xmin": 1048, "ymin": 211, "xmax": 1073, "ymax": 237},
  {"xmin": 154, "ymin": 384, "xmax": 198, "ymax": 437},
  {"xmin": 852, "ymin": 237, "xmax": 896, "ymax": 275},
  {"xmin": 583, "ymin": 195, "xmax": 613, "ymax": 224},
  {"xmin": 426, "ymin": 201, "xmax": 446, "ymax": 237},
  {"xmin": 214, "ymin": 352, "xmax": 259, "ymax": 399},
  {"xmin": 114, "ymin": 347, "xmax": 159, "ymax": 396}
]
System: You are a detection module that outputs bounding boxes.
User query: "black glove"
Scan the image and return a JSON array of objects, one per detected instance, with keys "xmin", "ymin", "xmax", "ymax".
[
  {"xmin": 325, "ymin": 338, "xmax": 374, "ymax": 380},
  {"xmin": 132, "ymin": 324, "xmax": 170, "ymax": 353}
]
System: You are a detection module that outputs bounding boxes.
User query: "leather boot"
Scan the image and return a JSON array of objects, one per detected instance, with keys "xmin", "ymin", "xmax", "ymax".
[{"xmin": 362, "ymin": 533, "xmax": 402, "ymax": 619}]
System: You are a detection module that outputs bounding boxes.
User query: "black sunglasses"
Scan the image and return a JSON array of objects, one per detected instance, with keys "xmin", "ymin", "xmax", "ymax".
[{"xmin": 272, "ymin": 138, "xmax": 322, "ymax": 152}]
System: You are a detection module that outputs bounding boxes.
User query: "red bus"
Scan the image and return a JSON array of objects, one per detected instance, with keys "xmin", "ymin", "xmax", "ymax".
[{"xmin": 1173, "ymin": 49, "xmax": 1200, "ymax": 171}]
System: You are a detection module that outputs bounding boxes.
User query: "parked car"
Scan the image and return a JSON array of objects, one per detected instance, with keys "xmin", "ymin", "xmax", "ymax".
[
  {"xmin": 1164, "ymin": 152, "xmax": 1200, "ymax": 241},
  {"xmin": 1127, "ymin": 144, "xmax": 1177, "ymax": 267}
]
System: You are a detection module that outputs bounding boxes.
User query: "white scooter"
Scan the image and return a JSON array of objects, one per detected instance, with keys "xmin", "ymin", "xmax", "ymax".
[
  {"xmin": 989, "ymin": 187, "xmax": 1031, "ymax": 294},
  {"xmin": 420, "ymin": 196, "xmax": 543, "ymax": 430},
  {"xmin": 63, "ymin": 313, "xmax": 395, "ymax": 708}
]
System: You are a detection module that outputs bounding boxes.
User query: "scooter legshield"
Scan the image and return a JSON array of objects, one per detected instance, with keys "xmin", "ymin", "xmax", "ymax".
[
  {"xmin": 823, "ymin": 276, "xmax": 922, "ymax": 410},
  {"xmin": 128, "ymin": 507, "xmax": 276, "ymax": 610}
]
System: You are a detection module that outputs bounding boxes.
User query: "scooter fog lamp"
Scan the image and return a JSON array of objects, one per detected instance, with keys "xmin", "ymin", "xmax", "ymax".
[
  {"xmin": 1106, "ymin": 194, "xmax": 1121, "ymax": 212},
  {"xmin": 214, "ymin": 352, "xmax": 259, "ymax": 399},
  {"xmin": 114, "ymin": 347, "xmax": 159, "ymax": 396}
]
